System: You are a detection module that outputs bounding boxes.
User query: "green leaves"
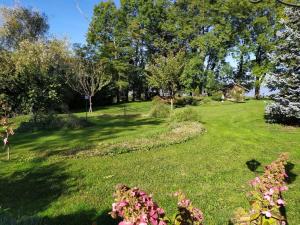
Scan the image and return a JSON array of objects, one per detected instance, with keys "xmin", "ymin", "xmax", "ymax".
[{"xmin": 146, "ymin": 50, "xmax": 185, "ymax": 96}]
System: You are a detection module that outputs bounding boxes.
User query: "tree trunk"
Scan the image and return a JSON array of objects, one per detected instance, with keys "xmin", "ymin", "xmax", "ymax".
[
  {"xmin": 116, "ymin": 89, "xmax": 120, "ymax": 103},
  {"xmin": 124, "ymin": 89, "xmax": 129, "ymax": 102},
  {"xmin": 89, "ymin": 96, "xmax": 93, "ymax": 113},
  {"xmin": 170, "ymin": 98, "xmax": 174, "ymax": 111},
  {"xmin": 255, "ymin": 77, "xmax": 260, "ymax": 99},
  {"xmin": 7, "ymin": 145, "xmax": 10, "ymax": 160}
]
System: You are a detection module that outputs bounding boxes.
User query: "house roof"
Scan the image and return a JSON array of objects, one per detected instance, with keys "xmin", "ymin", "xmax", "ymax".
[{"xmin": 222, "ymin": 83, "xmax": 249, "ymax": 92}]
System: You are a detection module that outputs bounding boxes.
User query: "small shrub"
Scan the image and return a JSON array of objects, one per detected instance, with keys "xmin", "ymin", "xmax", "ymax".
[
  {"xmin": 201, "ymin": 97, "xmax": 212, "ymax": 104},
  {"xmin": 110, "ymin": 185, "xmax": 204, "ymax": 225},
  {"xmin": 174, "ymin": 96, "xmax": 200, "ymax": 107},
  {"xmin": 174, "ymin": 191, "xmax": 204, "ymax": 225},
  {"xmin": 232, "ymin": 153, "xmax": 289, "ymax": 225},
  {"xmin": 149, "ymin": 96, "xmax": 170, "ymax": 118},
  {"xmin": 110, "ymin": 184, "xmax": 167, "ymax": 225},
  {"xmin": 170, "ymin": 107, "xmax": 200, "ymax": 123},
  {"xmin": 211, "ymin": 91, "xmax": 223, "ymax": 101}
]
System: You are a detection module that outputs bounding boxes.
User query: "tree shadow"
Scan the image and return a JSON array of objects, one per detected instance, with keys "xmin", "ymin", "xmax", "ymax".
[
  {"xmin": 228, "ymin": 220, "xmax": 234, "ymax": 225},
  {"xmin": 245, "ymin": 159, "xmax": 261, "ymax": 173},
  {"xmin": 0, "ymin": 208, "xmax": 118, "ymax": 225},
  {"xmin": 285, "ymin": 162, "xmax": 297, "ymax": 184},
  {"xmin": 10, "ymin": 115, "xmax": 163, "ymax": 156},
  {"xmin": 0, "ymin": 162, "xmax": 73, "ymax": 217}
]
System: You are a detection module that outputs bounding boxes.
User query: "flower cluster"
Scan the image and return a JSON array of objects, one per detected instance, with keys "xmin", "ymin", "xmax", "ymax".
[
  {"xmin": 173, "ymin": 191, "xmax": 204, "ymax": 225},
  {"xmin": 110, "ymin": 184, "xmax": 167, "ymax": 225},
  {"xmin": 232, "ymin": 153, "xmax": 289, "ymax": 225}
]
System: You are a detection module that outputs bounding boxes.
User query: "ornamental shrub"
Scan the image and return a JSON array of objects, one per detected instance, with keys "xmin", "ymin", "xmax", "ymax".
[
  {"xmin": 232, "ymin": 153, "xmax": 289, "ymax": 225},
  {"xmin": 170, "ymin": 107, "xmax": 200, "ymax": 123},
  {"xmin": 149, "ymin": 96, "xmax": 170, "ymax": 118},
  {"xmin": 110, "ymin": 184, "xmax": 168, "ymax": 225},
  {"xmin": 173, "ymin": 191, "xmax": 204, "ymax": 225},
  {"xmin": 110, "ymin": 185, "xmax": 204, "ymax": 225},
  {"xmin": 211, "ymin": 91, "xmax": 223, "ymax": 101},
  {"xmin": 174, "ymin": 96, "xmax": 200, "ymax": 107}
]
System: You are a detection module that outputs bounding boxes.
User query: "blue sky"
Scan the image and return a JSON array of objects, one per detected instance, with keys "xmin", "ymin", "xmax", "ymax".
[{"xmin": 0, "ymin": 0, "xmax": 120, "ymax": 44}]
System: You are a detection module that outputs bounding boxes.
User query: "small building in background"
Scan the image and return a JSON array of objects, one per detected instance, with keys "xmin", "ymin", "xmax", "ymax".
[{"xmin": 222, "ymin": 83, "xmax": 248, "ymax": 102}]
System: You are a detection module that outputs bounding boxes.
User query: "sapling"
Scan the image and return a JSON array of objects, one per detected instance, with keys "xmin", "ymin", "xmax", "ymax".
[{"xmin": 0, "ymin": 117, "xmax": 14, "ymax": 160}]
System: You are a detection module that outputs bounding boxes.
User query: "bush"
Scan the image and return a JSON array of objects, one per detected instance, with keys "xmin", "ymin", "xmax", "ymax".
[
  {"xmin": 174, "ymin": 96, "xmax": 201, "ymax": 107},
  {"xmin": 201, "ymin": 97, "xmax": 212, "ymax": 104},
  {"xmin": 149, "ymin": 96, "xmax": 170, "ymax": 118},
  {"xmin": 110, "ymin": 185, "xmax": 204, "ymax": 225},
  {"xmin": 170, "ymin": 107, "xmax": 200, "ymax": 123},
  {"xmin": 17, "ymin": 112, "xmax": 90, "ymax": 132},
  {"xmin": 211, "ymin": 91, "xmax": 223, "ymax": 101},
  {"xmin": 232, "ymin": 153, "xmax": 289, "ymax": 225}
]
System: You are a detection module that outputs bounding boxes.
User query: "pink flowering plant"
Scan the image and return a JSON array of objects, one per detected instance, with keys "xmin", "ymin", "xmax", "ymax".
[
  {"xmin": 110, "ymin": 184, "xmax": 167, "ymax": 225},
  {"xmin": 232, "ymin": 153, "xmax": 289, "ymax": 225},
  {"xmin": 172, "ymin": 191, "xmax": 204, "ymax": 225},
  {"xmin": 110, "ymin": 185, "xmax": 204, "ymax": 225}
]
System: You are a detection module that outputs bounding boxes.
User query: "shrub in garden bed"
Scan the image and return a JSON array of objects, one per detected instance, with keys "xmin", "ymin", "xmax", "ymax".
[
  {"xmin": 169, "ymin": 107, "xmax": 200, "ymax": 123},
  {"xmin": 231, "ymin": 153, "xmax": 289, "ymax": 225},
  {"xmin": 149, "ymin": 96, "xmax": 170, "ymax": 118},
  {"xmin": 108, "ymin": 154, "xmax": 290, "ymax": 225},
  {"xmin": 174, "ymin": 96, "xmax": 201, "ymax": 107},
  {"xmin": 110, "ymin": 185, "xmax": 204, "ymax": 225},
  {"xmin": 211, "ymin": 91, "xmax": 223, "ymax": 101}
]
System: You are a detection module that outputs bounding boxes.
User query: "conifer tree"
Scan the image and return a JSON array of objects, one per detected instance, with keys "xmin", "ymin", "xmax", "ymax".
[{"xmin": 265, "ymin": 8, "xmax": 300, "ymax": 124}]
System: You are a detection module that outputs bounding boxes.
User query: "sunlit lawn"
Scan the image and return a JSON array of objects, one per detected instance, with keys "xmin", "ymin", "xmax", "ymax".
[{"xmin": 0, "ymin": 100, "xmax": 299, "ymax": 225}]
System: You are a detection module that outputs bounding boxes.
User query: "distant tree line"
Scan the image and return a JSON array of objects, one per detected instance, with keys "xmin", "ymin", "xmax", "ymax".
[{"xmin": 0, "ymin": 1, "xmax": 298, "ymax": 124}]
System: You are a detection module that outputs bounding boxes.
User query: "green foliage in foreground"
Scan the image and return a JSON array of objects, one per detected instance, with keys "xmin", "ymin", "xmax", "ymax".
[{"xmin": 0, "ymin": 101, "xmax": 299, "ymax": 225}]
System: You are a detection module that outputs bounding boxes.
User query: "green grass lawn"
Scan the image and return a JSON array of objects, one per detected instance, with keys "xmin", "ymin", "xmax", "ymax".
[{"xmin": 0, "ymin": 100, "xmax": 299, "ymax": 225}]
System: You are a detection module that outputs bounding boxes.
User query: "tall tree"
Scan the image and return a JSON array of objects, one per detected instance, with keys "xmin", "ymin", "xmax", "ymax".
[
  {"xmin": 10, "ymin": 39, "xmax": 70, "ymax": 115},
  {"xmin": 265, "ymin": 8, "xmax": 300, "ymax": 125},
  {"xmin": 227, "ymin": 0, "xmax": 283, "ymax": 94},
  {"xmin": 67, "ymin": 45, "xmax": 111, "ymax": 112},
  {"xmin": 147, "ymin": 51, "xmax": 185, "ymax": 110},
  {"xmin": 0, "ymin": 6, "xmax": 48, "ymax": 49}
]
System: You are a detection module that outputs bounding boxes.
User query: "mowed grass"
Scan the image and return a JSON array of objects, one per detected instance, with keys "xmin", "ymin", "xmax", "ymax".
[{"xmin": 0, "ymin": 100, "xmax": 299, "ymax": 225}]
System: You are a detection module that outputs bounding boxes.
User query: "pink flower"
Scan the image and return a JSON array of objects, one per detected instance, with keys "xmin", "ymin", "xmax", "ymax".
[
  {"xmin": 112, "ymin": 203, "xmax": 117, "ymax": 211},
  {"xmin": 3, "ymin": 138, "xmax": 8, "ymax": 145},
  {"xmin": 157, "ymin": 208, "xmax": 164, "ymax": 215},
  {"xmin": 119, "ymin": 221, "xmax": 133, "ymax": 225},
  {"xmin": 119, "ymin": 201, "xmax": 128, "ymax": 207},
  {"xmin": 264, "ymin": 195, "xmax": 271, "ymax": 201},
  {"xmin": 280, "ymin": 186, "xmax": 288, "ymax": 191},
  {"xmin": 262, "ymin": 211, "xmax": 272, "ymax": 218},
  {"xmin": 277, "ymin": 199, "xmax": 285, "ymax": 205},
  {"xmin": 251, "ymin": 177, "xmax": 261, "ymax": 186},
  {"xmin": 269, "ymin": 188, "xmax": 274, "ymax": 195},
  {"xmin": 158, "ymin": 221, "xmax": 167, "ymax": 225}
]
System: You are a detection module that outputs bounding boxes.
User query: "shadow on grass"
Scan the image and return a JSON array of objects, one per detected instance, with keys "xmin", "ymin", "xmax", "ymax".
[
  {"xmin": 44, "ymin": 209, "xmax": 118, "ymax": 225},
  {"xmin": 0, "ymin": 162, "xmax": 74, "ymax": 216},
  {"xmin": 0, "ymin": 209, "xmax": 118, "ymax": 225},
  {"xmin": 246, "ymin": 159, "xmax": 261, "ymax": 173},
  {"xmin": 245, "ymin": 159, "xmax": 297, "ymax": 184},
  {"xmin": 11, "ymin": 114, "xmax": 163, "ymax": 156},
  {"xmin": 285, "ymin": 162, "xmax": 297, "ymax": 184}
]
